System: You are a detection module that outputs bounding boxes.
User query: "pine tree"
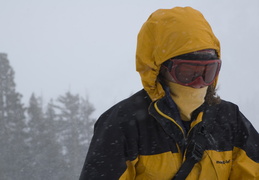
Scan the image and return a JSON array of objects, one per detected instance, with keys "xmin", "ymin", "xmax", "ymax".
[
  {"xmin": 79, "ymin": 96, "xmax": 95, "ymax": 152},
  {"xmin": 26, "ymin": 93, "xmax": 45, "ymax": 179},
  {"xmin": 53, "ymin": 92, "xmax": 95, "ymax": 179},
  {"xmin": 44, "ymin": 99, "xmax": 67, "ymax": 180},
  {"xmin": 0, "ymin": 53, "xmax": 96, "ymax": 179},
  {"xmin": 0, "ymin": 53, "xmax": 27, "ymax": 179}
]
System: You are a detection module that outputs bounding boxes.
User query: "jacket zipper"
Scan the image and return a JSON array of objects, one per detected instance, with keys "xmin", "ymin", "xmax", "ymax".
[
  {"xmin": 154, "ymin": 102, "xmax": 186, "ymax": 138},
  {"xmin": 154, "ymin": 101, "xmax": 204, "ymax": 161}
]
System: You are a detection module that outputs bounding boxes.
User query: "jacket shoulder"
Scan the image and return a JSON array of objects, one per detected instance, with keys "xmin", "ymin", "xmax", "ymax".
[
  {"xmin": 211, "ymin": 99, "xmax": 259, "ymax": 162},
  {"xmin": 95, "ymin": 89, "xmax": 151, "ymax": 128},
  {"xmin": 209, "ymin": 99, "xmax": 239, "ymax": 119},
  {"xmin": 217, "ymin": 99, "xmax": 238, "ymax": 109}
]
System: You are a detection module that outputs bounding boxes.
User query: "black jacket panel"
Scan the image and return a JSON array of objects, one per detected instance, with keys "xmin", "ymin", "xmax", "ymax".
[{"xmin": 80, "ymin": 89, "xmax": 259, "ymax": 179}]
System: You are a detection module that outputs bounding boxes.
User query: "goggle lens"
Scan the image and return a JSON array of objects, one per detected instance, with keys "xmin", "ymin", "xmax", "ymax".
[
  {"xmin": 204, "ymin": 63, "xmax": 219, "ymax": 83},
  {"xmin": 166, "ymin": 59, "xmax": 221, "ymax": 87}
]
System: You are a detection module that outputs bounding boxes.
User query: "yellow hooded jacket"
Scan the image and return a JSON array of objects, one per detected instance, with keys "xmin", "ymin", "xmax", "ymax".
[{"xmin": 80, "ymin": 7, "xmax": 259, "ymax": 180}]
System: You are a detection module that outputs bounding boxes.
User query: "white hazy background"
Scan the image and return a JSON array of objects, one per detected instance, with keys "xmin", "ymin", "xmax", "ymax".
[{"xmin": 0, "ymin": 0, "xmax": 258, "ymax": 131}]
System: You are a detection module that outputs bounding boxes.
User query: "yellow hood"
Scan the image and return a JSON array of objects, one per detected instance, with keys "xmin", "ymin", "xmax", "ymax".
[{"xmin": 136, "ymin": 7, "xmax": 220, "ymax": 101}]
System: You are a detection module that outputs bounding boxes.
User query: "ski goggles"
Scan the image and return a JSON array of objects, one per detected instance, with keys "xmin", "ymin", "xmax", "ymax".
[{"xmin": 163, "ymin": 59, "xmax": 221, "ymax": 88}]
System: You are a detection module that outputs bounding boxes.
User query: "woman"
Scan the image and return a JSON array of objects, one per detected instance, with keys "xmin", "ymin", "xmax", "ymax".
[{"xmin": 80, "ymin": 7, "xmax": 259, "ymax": 179}]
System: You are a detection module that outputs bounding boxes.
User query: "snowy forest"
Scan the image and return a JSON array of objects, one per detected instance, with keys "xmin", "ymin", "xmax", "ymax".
[{"xmin": 0, "ymin": 53, "xmax": 96, "ymax": 180}]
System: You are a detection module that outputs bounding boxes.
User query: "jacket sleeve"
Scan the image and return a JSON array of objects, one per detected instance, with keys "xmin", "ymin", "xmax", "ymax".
[
  {"xmin": 79, "ymin": 107, "xmax": 136, "ymax": 180},
  {"xmin": 230, "ymin": 110, "xmax": 259, "ymax": 179}
]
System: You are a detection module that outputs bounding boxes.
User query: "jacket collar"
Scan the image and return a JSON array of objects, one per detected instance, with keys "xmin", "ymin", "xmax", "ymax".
[{"xmin": 148, "ymin": 86, "xmax": 207, "ymax": 152}]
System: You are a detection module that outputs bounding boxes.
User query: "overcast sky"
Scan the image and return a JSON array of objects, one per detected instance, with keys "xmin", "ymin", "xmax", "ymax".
[{"xmin": 0, "ymin": 0, "xmax": 258, "ymax": 130}]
